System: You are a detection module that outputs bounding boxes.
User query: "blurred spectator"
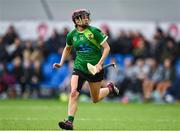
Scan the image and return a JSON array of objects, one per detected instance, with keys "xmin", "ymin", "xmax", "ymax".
[
  {"xmin": 0, "ymin": 63, "xmax": 6, "ymax": 94},
  {"xmin": 115, "ymin": 57, "xmax": 136, "ymax": 97},
  {"xmin": 106, "ymin": 57, "xmax": 122, "ymax": 83},
  {"xmin": 22, "ymin": 51, "xmax": 33, "ymax": 98},
  {"xmin": 143, "ymin": 58, "xmax": 163, "ymax": 101},
  {"xmin": 12, "ymin": 57, "xmax": 25, "ymax": 97},
  {"xmin": 45, "ymin": 29, "xmax": 61, "ymax": 54},
  {"xmin": 160, "ymin": 39, "xmax": 178, "ymax": 62},
  {"xmin": 148, "ymin": 27, "xmax": 165, "ymax": 60},
  {"xmin": 131, "ymin": 58, "xmax": 147, "ymax": 96},
  {"xmin": 164, "ymin": 77, "xmax": 180, "ymax": 103},
  {"xmin": 132, "ymin": 36, "xmax": 150, "ymax": 59},
  {"xmin": 178, "ymin": 41, "xmax": 180, "ymax": 57},
  {"xmin": 30, "ymin": 40, "xmax": 44, "ymax": 63},
  {"xmin": 130, "ymin": 31, "xmax": 142, "ymax": 48},
  {"xmin": 59, "ymin": 27, "xmax": 69, "ymax": 54},
  {"xmin": 111, "ymin": 30, "xmax": 132, "ymax": 54},
  {"xmin": 0, "ymin": 64, "xmax": 16, "ymax": 98},
  {"xmin": 6, "ymin": 37, "xmax": 23, "ymax": 61},
  {"xmin": 156, "ymin": 58, "xmax": 176, "ymax": 98},
  {"xmin": 3, "ymin": 25, "xmax": 19, "ymax": 45},
  {"xmin": 24, "ymin": 40, "xmax": 34, "ymax": 53},
  {"xmin": 0, "ymin": 36, "xmax": 8, "ymax": 62},
  {"xmin": 3, "ymin": 68, "xmax": 16, "ymax": 98},
  {"xmin": 30, "ymin": 60, "xmax": 42, "ymax": 98}
]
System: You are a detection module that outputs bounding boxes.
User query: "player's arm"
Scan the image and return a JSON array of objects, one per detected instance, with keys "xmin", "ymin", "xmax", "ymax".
[
  {"xmin": 53, "ymin": 45, "xmax": 73, "ymax": 68},
  {"xmin": 96, "ymin": 41, "xmax": 110, "ymax": 72}
]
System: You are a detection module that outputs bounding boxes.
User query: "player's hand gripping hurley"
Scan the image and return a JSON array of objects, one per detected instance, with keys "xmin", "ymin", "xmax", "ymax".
[{"xmin": 87, "ymin": 63, "xmax": 116, "ymax": 75}]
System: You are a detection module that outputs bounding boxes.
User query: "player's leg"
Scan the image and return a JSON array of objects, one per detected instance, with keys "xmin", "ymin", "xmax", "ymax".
[
  {"xmin": 59, "ymin": 74, "xmax": 85, "ymax": 130},
  {"xmin": 68, "ymin": 75, "xmax": 80, "ymax": 117},
  {"xmin": 89, "ymin": 81, "xmax": 119, "ymax": 103},
  {"xmin": 89, "ymin": 81, "xmax": 107, "ymax": 103},
  {"xmin": 88, "ymin": 69, "xmax": 119, "ymax": 103}
]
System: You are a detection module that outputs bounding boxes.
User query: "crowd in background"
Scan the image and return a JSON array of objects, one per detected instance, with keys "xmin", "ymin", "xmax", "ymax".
[{"xmin": 0, "ymin": 25, "xmax": 180, "ymax": 103}]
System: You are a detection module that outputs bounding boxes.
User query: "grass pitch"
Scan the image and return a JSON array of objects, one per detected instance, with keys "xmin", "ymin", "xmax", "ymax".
[{"xmin": 0, "ymin": 99, "xmax": 180, "ymax": 130}]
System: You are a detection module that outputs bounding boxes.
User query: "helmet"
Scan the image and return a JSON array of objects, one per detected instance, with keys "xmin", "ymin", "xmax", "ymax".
[{"xmin": 72, "ymin": 9, "xmax": 90, "ymax": 23}]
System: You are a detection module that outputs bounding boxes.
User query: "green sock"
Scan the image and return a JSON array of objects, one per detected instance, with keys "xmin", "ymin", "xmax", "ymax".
[{"xmin": 68, "ymin": 116, "xmax": 74, "ymax": 122}]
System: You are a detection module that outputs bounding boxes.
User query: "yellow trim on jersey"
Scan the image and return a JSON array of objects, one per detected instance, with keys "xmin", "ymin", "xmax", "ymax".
[
  {"xmin": 100, "ymin": 36, "xmax": 108, "ymax": 45},
  {"xmin": 84, "ymin": 29, "xmax": 101, "ymax": 49}
]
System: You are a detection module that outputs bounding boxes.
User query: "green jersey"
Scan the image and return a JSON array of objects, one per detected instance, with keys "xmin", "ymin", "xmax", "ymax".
[{"xmin": 66, "ymin": 26, "xmax": 108, "ymax": 74}]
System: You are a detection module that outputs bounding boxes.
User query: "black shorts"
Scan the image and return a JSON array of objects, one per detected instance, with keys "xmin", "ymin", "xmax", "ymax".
[{"xmin": 72, "ymin": 69, "xmax": 104, "ymax": 92}]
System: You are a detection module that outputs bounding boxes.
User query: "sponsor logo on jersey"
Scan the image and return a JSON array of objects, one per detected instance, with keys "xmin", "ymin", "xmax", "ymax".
[
  {"xmin": 78, "ymin": 43, "xmax": 92, "ymax": 52},
  {"xmin": 88, "ymin": 33, "xmax": 94, "ymax": 40}
]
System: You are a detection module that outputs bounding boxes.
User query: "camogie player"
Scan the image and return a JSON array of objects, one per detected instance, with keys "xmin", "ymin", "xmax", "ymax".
[{"xmin": 53, "ymin": 9, "xmax": 119, "ymax": 130}]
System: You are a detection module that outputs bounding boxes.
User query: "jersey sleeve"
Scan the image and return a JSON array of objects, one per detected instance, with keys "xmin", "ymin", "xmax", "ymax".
[
  {"xmin": 66, "ymin": 32, "xmax": 73, "ymax": 46},
  {"xmin": 92, "ymin": 27, "xmax": 108, "ymax": 45}
]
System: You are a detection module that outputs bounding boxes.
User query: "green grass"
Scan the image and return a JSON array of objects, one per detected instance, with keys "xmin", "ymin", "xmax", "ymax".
[{"xmin": 0, "ymin": 99, "xmax": 180, "ymax": 130}]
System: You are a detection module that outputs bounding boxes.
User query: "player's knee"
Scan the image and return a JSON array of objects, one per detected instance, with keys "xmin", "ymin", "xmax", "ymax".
[{"xmin": 70, "ymin": 89, "xmax": 79, "ymax": 99}]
